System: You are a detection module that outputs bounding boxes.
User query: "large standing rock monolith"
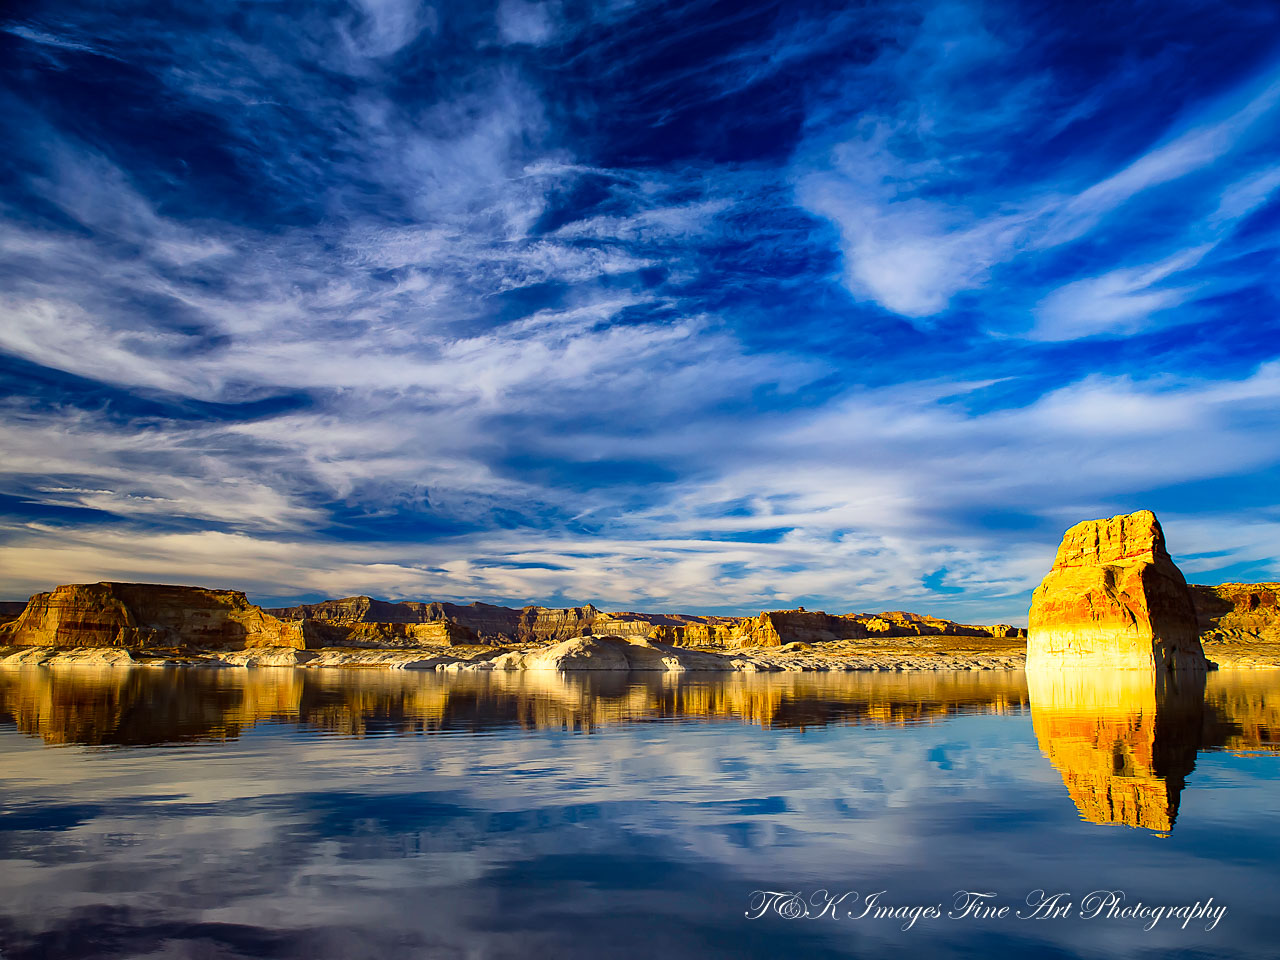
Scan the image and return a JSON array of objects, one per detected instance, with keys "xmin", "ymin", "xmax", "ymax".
[{"xmin": 1027, "ymin": 510, "xmax": 1207, "ymax": 671}]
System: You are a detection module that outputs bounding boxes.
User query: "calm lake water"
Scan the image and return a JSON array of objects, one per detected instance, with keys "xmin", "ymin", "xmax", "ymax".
[{"xmin": 0, "ymin": 666, "xmax": 1276, "ymax": 960}]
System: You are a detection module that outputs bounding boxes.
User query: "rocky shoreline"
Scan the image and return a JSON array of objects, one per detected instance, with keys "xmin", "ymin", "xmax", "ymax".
[
  {"xmin": 0, "ymin": 633, "xmax": 1031, "ymax": 672},
  {"xmin": 6, "ymin": 638, "xmax": 1277, "ymax": 671}
]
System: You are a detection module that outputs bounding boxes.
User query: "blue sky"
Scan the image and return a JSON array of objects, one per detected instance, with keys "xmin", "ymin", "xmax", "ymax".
[{"xmin": 2, "ymin": 0, "xmax": 1279, "ymax": 621}]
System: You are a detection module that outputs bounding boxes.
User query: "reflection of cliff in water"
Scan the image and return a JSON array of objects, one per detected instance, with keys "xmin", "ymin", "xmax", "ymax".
[
  {"xmin": 1028, "ymin": 669, "xmax": 1206, "ymax": 834},
  {"xmin": 0, "ymin": 668, "xmax": 1031, "ymax": 746},
  {"xmin": 4, "ymin": 666, "xmax": 1275, "ymax": 838},
  {"xmin": 1029, "ymin": 669, "xmax": 1280, "ymax": 834},
  {"xmin": 1200, "ymin": 671, "xmax": 1280, "ymax": 755}
]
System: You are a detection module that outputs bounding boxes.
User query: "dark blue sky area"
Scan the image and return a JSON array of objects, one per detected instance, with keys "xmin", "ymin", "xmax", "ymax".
[{"xmin": 1, "ymin": 0, "xmax": 1278, "ymax": 619}]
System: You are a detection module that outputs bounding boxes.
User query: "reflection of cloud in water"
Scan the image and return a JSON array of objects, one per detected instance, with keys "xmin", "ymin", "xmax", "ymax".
[{"xmin": 0, "ymin": 668, "xmax": 1278, "ymax": 959}]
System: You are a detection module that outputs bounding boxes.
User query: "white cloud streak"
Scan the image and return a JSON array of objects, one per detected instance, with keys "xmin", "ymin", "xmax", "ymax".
[{"xmin": 794, "ymin": 1, "xmax": 1280, "ymax": 337}]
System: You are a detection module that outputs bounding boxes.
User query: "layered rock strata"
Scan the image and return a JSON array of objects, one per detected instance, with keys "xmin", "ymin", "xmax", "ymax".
[
  {"xmin": 266, "ymin": 596, "xmax": 601, "ymax": 643},
  {"xmin": 1027, "ymin": 511, "xmax": 1208, "ymax": 671},
  {"xmin": 0, "ymin": 583, "xmax": 303, "ymax": 650},
  {"xmin": 267, "ymin": 596, "xmax": 1022, "ymax": 649},
  {"xmin": 735, "ymin": 609, "xmax": 1024, "ymax": 647},
  {"xmin": 1189, "ymin": 583, "xmax": 1280, "ymax": 644}
]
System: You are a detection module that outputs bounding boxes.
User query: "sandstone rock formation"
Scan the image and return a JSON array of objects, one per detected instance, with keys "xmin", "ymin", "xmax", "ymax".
[
  {"xmin": 735, "ymin": 608, "xmax": 1025, "ymax": 648},
  {"xmin": 646, "ymin": 620, "xmax": 741, "ymax": 646},
  {"xmin": 302, "ymin": 620, "xmax": 474, "ymax": 647},
  {"xmin": 1, "ymin": 578, "xmax": 1034, "ymax": 672},
  {"xmin": 493, "ymin": 635, "xmax": 734, "ymax": 672},
  {"xmin": 267, "ymin": 596, "xmax": 602, "ymax": 643},
  {"xmin": 0, "ymin": 582, "xmax": 303, "ymax": 650},
  {"xmin": 1189, "ymin": 582, "xmax": 1280, "ymax": 644},
  {"xmin": 1027, "ymin": 510, "xmax": 1207, "ymax": 671},
  {"xmin": 266, "ymin": 595, "xmax": 1023, "ymax": 650},
  {"xmin": 1029, "ymin": 668, "xmax": 1204, "ymax": 833},
  {"xmin": 599, "ymin": 613, "xmax": 742, "ymax": 645}
]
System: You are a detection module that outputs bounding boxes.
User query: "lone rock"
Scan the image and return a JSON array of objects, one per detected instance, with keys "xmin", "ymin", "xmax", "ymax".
[{"xmin": 1027, "ymin": 510, "xmax": 1207, "ymax": 671}]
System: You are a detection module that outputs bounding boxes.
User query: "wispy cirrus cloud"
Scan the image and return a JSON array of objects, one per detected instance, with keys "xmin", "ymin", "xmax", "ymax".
[
  {"xmin": 1, "ymin": 0, "xmax": 1278, "ymax": 616},
  {"xmin": 793, "ymin": 1, "xmax": 1280, "ymax": 341}
]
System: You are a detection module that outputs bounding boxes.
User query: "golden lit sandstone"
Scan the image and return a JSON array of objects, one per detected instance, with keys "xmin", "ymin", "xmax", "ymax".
[
  {"xmin": 0, "ymin": 582, "xmax": 303, "ymax": 651},
  {"xmin": 267, "ymin": 596, "xmax": 602, "ymax": 643},
  {"xmin": 1028, "ymin": 668, "xmax": 1203, "ymax": 833},
  {"xmin": 1189, "ymin": 582, "xmax": 1280, "ymax": 643},
  {"xmin": 735, "ymin": 609, "xmax": 1024, "ymax": 648},
  {"xmin": 1027, "ymin": 510, "xmax": 1208, "ymax": 671}
]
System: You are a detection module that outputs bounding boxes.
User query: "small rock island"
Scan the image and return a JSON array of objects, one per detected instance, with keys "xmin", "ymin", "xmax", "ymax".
[{"xmin": 1027, "ymin": 510, "xmax": 1208, "ymax": 672}]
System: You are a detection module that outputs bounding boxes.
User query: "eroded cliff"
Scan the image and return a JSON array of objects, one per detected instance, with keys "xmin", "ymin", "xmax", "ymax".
[
  {"xmin": 735, "ymin": 609, "xmax": 1025, "ymax": 648},
  {"xmin": 1190, "ymin": 583, "xmax": 1280, "ymax": 643},
  {"xmin": 1027, "ymin": 510, "xmax": 1207, "ymax": 671},
  {"xmin": 0, "ymin": 582, "xmax": 303, "ymax": 650}
]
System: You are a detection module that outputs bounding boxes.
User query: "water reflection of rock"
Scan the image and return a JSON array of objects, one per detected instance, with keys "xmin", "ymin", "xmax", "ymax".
[
  {"xmin": 1029, "ymin": 669, "xmax": 1207, "ymax": 833},
  {"xmin": 1200, "ymin": 672, "xmax": 1280, "ymax": 755},
  {"xmin": 4, "ymin": 666, "xmax": 1275, "ymax": 839},
  {"xmin": 0, "ymin": 668, "xmax": 1031, "ymax": 746}
]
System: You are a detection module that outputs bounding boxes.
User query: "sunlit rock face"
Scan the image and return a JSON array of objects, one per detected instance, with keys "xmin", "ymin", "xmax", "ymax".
[
  {"xmin": 267, "ymin": 596, "xmax": 605, "ymax": 643},
  {"xmin": 607, "ymin": 615, "xmax": 743, "ymax": 646},
  {"xmin": 1027, "ymin": 510, "xmax": 1207, "ymax": 671},
  {"xmin": 1190, "ymin": 582, "xmax": 1280, "ymax": 643},
  {"xmin": 0, "ymin": 582, "xmax": 302, "ymax": 650},
  {"xmin": 735, "ymin": 609, "xmax": 1025, "ymax": 648},
  {"xmin": 267, "ymin": 598, "xmax": 1023, "ymax": 649},
  {"xmin": 1029, "ymin": 669, "xmax": 1205, "ymax": 833},
  {"xmin": 302, "ymin": 620, "xmax": 474, "ymax": 647},
  {"xmin": 268, "ymin": 597, "xmax": 753, "ymax": 646}
]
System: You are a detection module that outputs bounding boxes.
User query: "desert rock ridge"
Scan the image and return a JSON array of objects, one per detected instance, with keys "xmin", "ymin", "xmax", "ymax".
[{"xmin": 6, "ymin": 510, "xmax": 1280, "ymax": 670}]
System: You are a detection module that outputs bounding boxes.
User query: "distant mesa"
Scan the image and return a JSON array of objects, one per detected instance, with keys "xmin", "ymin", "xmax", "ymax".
[
  {"xmin": 0, "ymin": 582, "xmax": 1023, "ymax": 665},
  {"xmin": 1027, "ymin": 510, "xmax": 1208, "ymax": 672},
  {"xmin": 733, "ymin": 609, "xmax": 1024, "ymax": 647}
]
